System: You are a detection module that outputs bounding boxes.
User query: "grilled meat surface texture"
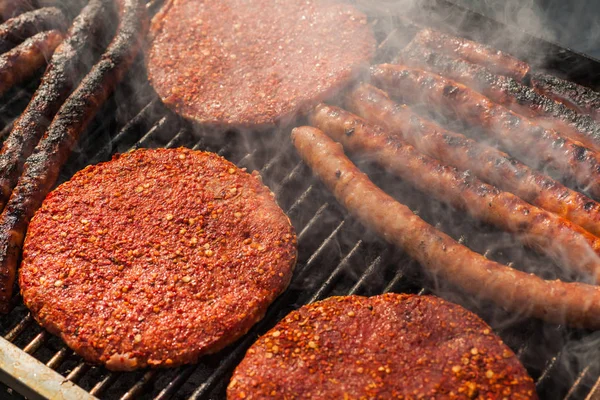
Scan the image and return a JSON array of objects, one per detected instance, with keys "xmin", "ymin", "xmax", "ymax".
[
  {"xmin": 310, "ymin": 103, "xmax": 600, "ymax": 282},
  {"xmin": 0, "ymin": 0, "xmax": 114, "ymax": 213},
  {"xmin": 0, "ymin": 30, "xmax": 64, "ymax": 98},
  {"xmin": 20, "ymin": 148, "xmax": 297, "ymax": 370},
  {"xmin": 292, "ymin": 125, "xmax": 600, "ymax": 329},
  {"xmin": 370, "ymin": 64, "xmax": 600, "ymax": 199},
  {"xmin": 0, "ymin": 0, "xmax": 149, "ymax": 313},
  {"xmin": 346, "ymin": 84, "xmax": 600, "ymax": 239},
  {"xmin": 531, "ymin": 72, "xmax": 600, "ymax": 123},
  {"xmin": 0, "ymin": 7, "xmax": 67, "ymax": 54},
  {"xmin": 229, "ymin": 294, "xmax": 537, "ymax": 399},
  {"xmin": 400, "ymin": 44, "xmax": 600, "ymax": 152},
  {"xmin": 146, "ymin": 0, "xmax": 375, "ymax": 127},
  {"xmin": 409, "ymin": 28, "xmax": 530, "ymax": 82}
]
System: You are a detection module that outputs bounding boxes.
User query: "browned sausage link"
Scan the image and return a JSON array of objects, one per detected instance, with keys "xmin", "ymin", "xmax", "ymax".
[
  {"xmin": 0, "ymin": 30, "xmax": 64, "ymax": 98},
  {"xmin": 370, "ymin": 64, "xmax": 600, "ymax": 199},
  {"xmin": 310, "ymin": 103, "xmax": 600, "ymax": 282},
  {"xmin": 0, "ymin": 0, "xmax": 148, "ymax": 313},
  {"xmin": 411, "ymin": 28, "xmax": 530, "ymax": 82},
  {"xmin": 0, "ymin": 0, "xmax": 114, "ymax": 212},
  {"xmin": 399, "ymin": 44, "xmax": 600, "ymax": 152},
  {"xmin": 292, "ymin": 125, "xmax": 600, "ymax": 329},
  {"xmin": 0, "ymin": 7, "xmax": 68, "ymax": 54},
  {"xmin": 0, "ymin": 0, "xmax": 35, "ymax": 22},
  {"xmin": 345, "ymin": 84, "xmax": 600, "ymax": 238},
  {"xmin": 531, "ymin": 72, "xmax": 600, "ymax": 123}
]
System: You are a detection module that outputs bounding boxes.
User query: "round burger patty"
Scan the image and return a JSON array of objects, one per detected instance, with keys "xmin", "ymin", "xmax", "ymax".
[
  {"xmin": 146, "ymin": 0, "xmax": 375, "ymax": 127},
  {"xmin": 20, "ymin": 148, "xmax": 297, "ymax": 370},
  {"xmin": 228, "ymin": 294, "xmax": 537, "ymax": 399}
]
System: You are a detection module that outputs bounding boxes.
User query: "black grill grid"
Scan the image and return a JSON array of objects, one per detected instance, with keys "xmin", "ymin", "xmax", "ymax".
[{"xmin": 0, "ymin": 0, "xmax": 600, "ymax": 399}]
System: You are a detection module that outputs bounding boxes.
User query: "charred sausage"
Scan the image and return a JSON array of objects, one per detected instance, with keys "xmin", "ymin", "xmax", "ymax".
[
  {"xmin": 530, "ymin": 72, "xmax": 600, "ymax": 123},
  {"xmin": 370, "ymin": 64, "xmax": 600, "ymax": 199},
  {"xmin": 0, "ymin": 7, "xmax": 67, "ymax": 54},
  {"xmin": 0, "ymin": 30, "xmax": 64, "ymax": 98},
  {"xmin": 0, "ymin": 0, "xmax": 148, "ymax": 313},
  {"xmin": 292, "ymin": 125, "xmax": 600, "ymax": 329},
  {"xmin": 400, "ymin": 44, "xmax": 600, "ymax": 152}
]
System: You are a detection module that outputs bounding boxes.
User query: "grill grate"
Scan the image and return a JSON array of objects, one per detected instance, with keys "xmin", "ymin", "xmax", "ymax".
[{"xmin": 1, "ymin": 0, "xmax": 600, "ymax": 399}]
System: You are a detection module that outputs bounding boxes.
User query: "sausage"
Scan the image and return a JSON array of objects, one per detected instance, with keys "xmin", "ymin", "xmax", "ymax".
[
  {"xmin": 0, "ymin": 0, "xmax": 149, "ymax": 313},
  {"xmin": 346, "ymin": 84, "xmax": 600, "ymax": 238},
  {"xmin": 0, "ymin": 30, "xmax": 64, "ymax": 99},
  {"xmin": 410, "ymin": 28, "xmax": 530, "ymax": 81},
  {"xmin": 411, "ymin": 29, "xmax": 600, "ymax": 124},
  {"xmin": 0, "ymin": 7, "xmax": 68, "ymax": 54},
  {"xmin": 291, "ymin": 125, "xmax": 600, "ymax": 329},
  {"xmin": 370, "ymin": 64, "xmax": 600, "ymax": 199},
  {"xmin": 0, "ymin": 0, "xmax": 114, "ymax": 212},
  {"xmin": 400, "ymin": 44, "xmax": 600, "ymax": 152},
  {"xmin": 310, "ymin": 103, "xmax": 600, "ymax": 282},
  {"xmin": 530, "ymin": 72, "xmax": 600, "ymax": 123}
]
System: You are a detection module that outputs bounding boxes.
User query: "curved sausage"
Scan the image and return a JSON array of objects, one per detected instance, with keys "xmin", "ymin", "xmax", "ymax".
[
  {"xmin": 370, "ymin": 64, "xmax": 600, "ymax": 199},
  {"xmin": 292, "ymin": 125, "xmax": 600, "ymax": 329},
  {"xmin": 0, "ymin": 0, "xmax": 149, "ymax": 313}
]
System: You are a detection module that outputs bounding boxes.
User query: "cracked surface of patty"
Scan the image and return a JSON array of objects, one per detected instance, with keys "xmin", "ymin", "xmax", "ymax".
[
  {"xmin": 146, "ymin": 0, "xmax": 375, "ymax": 127},
  {"xmin": 20, "ymin": 148, "xmax": 297, "ymax": 370},
  {"xmin": 229, "ymin": 294, "xmax": 537, "ymax": 399}
]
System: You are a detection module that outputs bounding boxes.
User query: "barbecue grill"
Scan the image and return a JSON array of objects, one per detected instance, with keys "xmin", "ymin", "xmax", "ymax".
[{"xmin": 1, "ymin": 0, "xmax": 600, "ymax": 398}]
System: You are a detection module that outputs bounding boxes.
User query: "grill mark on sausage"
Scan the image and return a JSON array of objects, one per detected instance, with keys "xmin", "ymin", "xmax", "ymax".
[
  {"xmin": 0, "ymin": 7, "xmax": 67, "ymax": 54},
  {"xmin": 0, "ymin": 30, "xmax": 63, "ymax": 99},
  {"xmin": 0, "ymin": 0, "xmax": 115, "ymax": 212},
  {"xmin": 411, "ymin": 28, "xmax": 530, "ymax": 82},
  {"xmin": 345, "ymin": 83, "xmax": 600, "ymax": 238},
  {"xmin": 292, "ymin": 125, "xmax": 600, "ymax": 329},
  {"xmin": 530, "ymin": 72, "xmax": 600, "ymax": 123},
  {"xmin": 400, "ymin": 44, "xmax": 600, "ymax": 152},
  {"xmin": 310, "ymin": 103, "xmax": 600, "ymax": 282},
  {"xmin": 370, "ymin": 64, "xmax": 600, "ymax": 199},
  {"xmin": 0, "ymin": 0, "xmax": 148, "ymax": 313}
]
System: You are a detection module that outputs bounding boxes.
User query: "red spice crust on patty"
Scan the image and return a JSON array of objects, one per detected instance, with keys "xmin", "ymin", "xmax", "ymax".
[
  {"xmin": 228, "ymin": 294, "xmax": 537, "ymax": 399},
  {"xmin": 19, "ymin": 148, "xmax": 297, "ymax": 371},
  {"xmin": 146, "ymin": 0, "xmax": 375, "ymax": 127}
]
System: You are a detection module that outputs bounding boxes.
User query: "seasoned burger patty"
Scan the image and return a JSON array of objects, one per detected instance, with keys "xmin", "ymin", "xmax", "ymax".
[
  {"xmin": 146, "ymin": 0, "xmax": 375, "ymax": 127},
  {"xmin": 19, "ymin": 148, "xmax": 297, "ymax": 370},
  {"xmin": 228, "ymin": 294, "xmax": 537, "ymax": 399}
]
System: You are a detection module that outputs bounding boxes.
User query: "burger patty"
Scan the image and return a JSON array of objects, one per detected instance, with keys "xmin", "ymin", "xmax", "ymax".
[
  {"xmin": 146, "ymin": 0, "xmax": 375, "ymax": 127},
  {"xmin": 228, "ymin": 294, "xmax": 537, "ymax": 399},
  {"xmin": 19, "ymin": 148, "xmax": 297, "ymax": 371}
]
